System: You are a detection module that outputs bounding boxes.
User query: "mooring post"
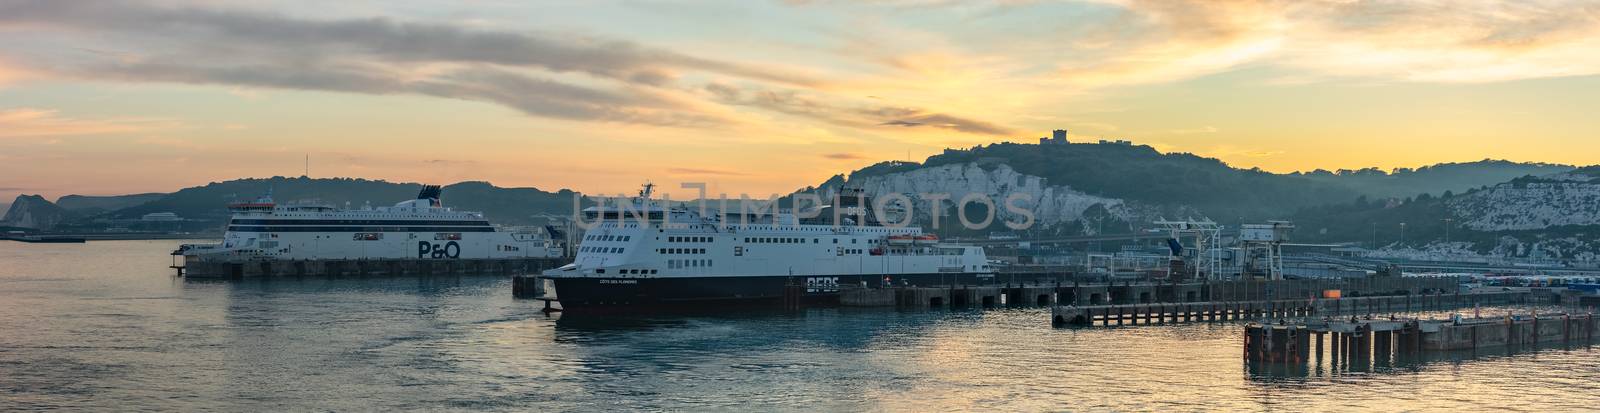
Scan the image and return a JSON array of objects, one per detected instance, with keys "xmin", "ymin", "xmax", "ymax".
[
  {"xmin": 1564, "ymin": 314, "xmax": 1572, "ymax": 344},
  {"xmin": 1345, "ymin": 330, "xmax": 1356, "ymax": 364},
  {"xmin": 1244, "ymin": 325, "xmax": 1254, "ymax": 360},
  {"xmin": 1331, "ymin": 331, "xmax": 1341, "ymax": 364},
  {"xmin": 1284, "ymin": 327, "xmax": 1297, "ymax": 363},
  {"xmin": 1315, "ymin": 331, "xmax": 1325, "ymax": 364},
  {"xmin": 1374, "ymin": 330, "xmax": 1390, "ymax": 364}
]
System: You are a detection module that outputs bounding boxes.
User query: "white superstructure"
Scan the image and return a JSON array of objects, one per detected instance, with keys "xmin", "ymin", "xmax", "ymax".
[
  {"xmin": 541, "ymin": 184, "xmax": 995, "ymax": 308},
  {"xmin": 179, "ymin": 186, "xmax": 561, "ymax": 262}
]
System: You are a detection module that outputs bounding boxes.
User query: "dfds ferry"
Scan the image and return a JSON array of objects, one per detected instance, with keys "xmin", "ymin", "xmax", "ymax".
[
  {"xmin": 177, "ymin": 185, "xmax": 561, "ymax": 262},
  {"xmin": 542, "ymin": 184, "xmax": 995, "ymax": 309}
]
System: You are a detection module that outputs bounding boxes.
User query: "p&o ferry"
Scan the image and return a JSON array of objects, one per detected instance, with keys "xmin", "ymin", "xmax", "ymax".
[{"xmin": 176, "ymin": 185, "xmax": 561, "ymax": 262}]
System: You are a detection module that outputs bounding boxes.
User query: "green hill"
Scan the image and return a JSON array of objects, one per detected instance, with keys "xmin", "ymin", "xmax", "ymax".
[
  {"xmin": 108, "ymin": 176, "xmax": 581, "ymax": 227},
  {"xmin": 56, "ymin": 193, "xmax": 165, "ymax": 214},
  {"xmin": 1292, "ymin": 166, "xmax": 1600, "ymax": 255},
  {"xmin": 1291, "ymin": 160, "xmax": 1571, "ymax": 199},
  {"xmin": 824, "ymin": 140, "xmax": 1580, "ymax": 242},
  {"xmin": 849, "ymin": 141, "xmax": 1357, "ymax": 222}
]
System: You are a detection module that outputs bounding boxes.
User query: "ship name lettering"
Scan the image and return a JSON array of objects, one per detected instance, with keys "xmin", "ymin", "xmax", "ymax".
[{"xmin": 418, "ymin": 241, "xmax": 461, "ymax": 259}]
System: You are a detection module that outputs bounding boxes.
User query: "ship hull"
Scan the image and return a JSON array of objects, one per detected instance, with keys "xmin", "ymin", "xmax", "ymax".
[{"xmin": 549, "ymin": 272, "xmax": 997, "ymax": 310}]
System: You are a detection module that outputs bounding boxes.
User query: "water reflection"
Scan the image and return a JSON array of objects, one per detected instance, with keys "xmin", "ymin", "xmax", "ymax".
[{"xmin": 6, "ymin": 241, "xmax": 1600, "ymax": 411}]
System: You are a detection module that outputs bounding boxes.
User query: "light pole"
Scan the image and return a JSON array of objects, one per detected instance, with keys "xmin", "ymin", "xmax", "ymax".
[
  {"xmin": 1399, "ymin": 222, "xmax": 1407, "ymax": 246},
  {"xmin": 1442, "ymin": 218, "xmax": 1453, "ymax": 244}
]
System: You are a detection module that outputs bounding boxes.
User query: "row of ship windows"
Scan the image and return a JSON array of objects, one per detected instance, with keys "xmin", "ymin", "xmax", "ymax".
[
  {"xmin": 340, "ymin": 232, "xmax": 463, "ymax": 241},
  {"xmin": 580, "ymin": 246, "xmax": 625, "ymax": 254},
  {"xmin": 731, "ymin": 226, "xmax": 907, "ymax": 234},
  {"xmin": 595, "ymin": 260, "xmax": 708, "ymax": 274},
  {"xmin": 658, "ymin": 248, "xmax": 706, "ymax": 255},
  {"xmin": 667, "ymin": 236, "xmax": 711, "ymax": 243},
  {"xmin": 748, "ymin": 237, "xmax": 808, "ymax": 244},
  {"xmin": 668, "ymin": 259, "xmax": 711, "ymax": 269},
  {"xmin": 743, "ymin": 237, "xmax": 871, "ymax": 245},
  {"xmin": 586, "ymin": 234, "xmax": 632, "ymax": 242}
]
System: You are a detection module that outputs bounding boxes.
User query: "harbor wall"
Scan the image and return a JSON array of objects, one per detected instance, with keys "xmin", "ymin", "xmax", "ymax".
[
  {"xmin": 841, "ymin": 277, "xmax": 1461, "ymax": 309},
  {"xmin": 1245, "ymin": 314, "xmax": 1598, "ymax": 365},
  {"xmin": 1424, "ymin": 315, "xmax": 1599, "ymax": 350},
  {"xmin": 1053, "ymin": 291, "xmax": 1532, "ymax": 326},
  {"xmin": 182, "ymin": 257, "xmax": 566, "ymax": 278}
]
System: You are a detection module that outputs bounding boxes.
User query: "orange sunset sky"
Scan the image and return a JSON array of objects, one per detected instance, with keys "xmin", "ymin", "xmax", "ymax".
[{"xmin": 2, "ymin": 0, "xmax": 1599, "ymax": 200}]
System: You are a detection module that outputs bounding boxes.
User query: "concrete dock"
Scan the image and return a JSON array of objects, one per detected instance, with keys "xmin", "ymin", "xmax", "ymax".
[
  {"xmin": 1245, "ymin": 313, "xmax": 1598, "ymax": 364},
  {"xmin": 180, "ymin": 257, "xmax": 565, "ymax": 278},
  {"xmin": 1052, "ymin": 290, "xmax": 1532, "ymax": 326},
  {"xmin": 837, "ymin": 277, "xmax": 1460, "ymax": 310}
]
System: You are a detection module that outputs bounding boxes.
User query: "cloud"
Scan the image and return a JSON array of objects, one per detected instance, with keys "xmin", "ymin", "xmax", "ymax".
[
  {"xmin": 423, "ymin": 159, "xmax": 479, "ymax": 166},
  {"xmin": 0, "ymin": 108, "xmax": 179, "ymax": 138},
  {"xmin": 832, "ymin": 0, "xmax": 1600, "ymax": 90},
  {"xmin": 134, "ymin": 136, "xmax": 197, "ymax": 148},
  {"xmin": 0, "ymin": 1, "xmax": 801, "ymax": 126},
  {"xmin": 667, "ymin": 167, "xmax": 748, "ymax": 176},
  {"xmin": 2, "ymin": 0, "xmax": 1589, "ymax": 148},
  {"xmin": 1166, "ymin": 126, "xmax": 1219, "ymax": 135},
  {"xmin": 1062, "ymin": 0, "xmax": 1600, "ymax": 85},
  {"xmin": 0, "ymin": 1, "xmax": 1029, "ymax": 134},
  {"xmin": 866, "ymin": 107, "xmax": 1016, "ymax": 135},
  {"xmin": 821, "ymin": 152, "xmax": 865, "ymax": 160},
  {"xmin": 706, "ymin": 83, "xmax": 1018, "ymax": 135},
  {"xmin": 0, "ymin": 1, "xmax": 819, "ymax": 86},
  {"xmin": 0, "ymin": 58, "xmax": 33, "ymax": 87}
]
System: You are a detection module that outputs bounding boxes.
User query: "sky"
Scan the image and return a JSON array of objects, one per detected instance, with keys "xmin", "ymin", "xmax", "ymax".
[{"xmin": 1, "ymin": 0, "xmax": 1598, "ymax": 201}]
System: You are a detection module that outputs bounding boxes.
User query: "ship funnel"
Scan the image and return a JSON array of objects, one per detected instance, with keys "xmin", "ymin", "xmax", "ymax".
[{"xmin": 417, "ymin": 185, "xmax": 443, "ymax": 207}]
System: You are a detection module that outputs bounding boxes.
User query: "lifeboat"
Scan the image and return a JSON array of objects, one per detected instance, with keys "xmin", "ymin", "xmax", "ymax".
[
  {"xmin": 913, "ymin": 234, "xmax": 939, "ymax": 245},
  {"xmin": 887, "ymin": 235, "xmax": 914, "ymax": 245}
]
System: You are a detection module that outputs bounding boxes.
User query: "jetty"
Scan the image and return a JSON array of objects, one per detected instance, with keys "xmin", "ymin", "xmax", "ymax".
[
  {"xmin": 1244, "ymin": 313, "xmax": 1598, "ymax": 364},
  {"xmin": 834, "ymin": 276, "xmax": 1460, "ymax": 309},
  {"xmin": 1051, "ymin": 290, "xmax": 1531, "ymax": 326}
]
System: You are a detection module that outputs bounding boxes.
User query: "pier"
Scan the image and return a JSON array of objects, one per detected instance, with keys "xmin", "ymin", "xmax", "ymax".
[
  {"xmin": 179, "ymin": 257, "xmax": 565, "ymax": 278},
  {"xmin": 1051, "ymin": 291, "xmax": 1531, "ymax": 326},
  {"xmin": 1244, "ymin": 313, "xmax": 1598, "ymax": 365},
  {"xmin": 835, "ymin": 277, "xmax": 1460, "ymax": 309}
]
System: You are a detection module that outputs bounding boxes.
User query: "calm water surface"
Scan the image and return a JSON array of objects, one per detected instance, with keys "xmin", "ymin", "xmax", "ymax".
[{"xmin": 2, "ymin": 241, "xmax": 1597, "ymax": 411}]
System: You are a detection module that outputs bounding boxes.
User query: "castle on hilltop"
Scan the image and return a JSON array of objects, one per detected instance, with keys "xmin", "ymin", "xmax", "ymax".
[{"xmin": 1039, "ymin": 129, "xmax": 1069, "ymax": 145}]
